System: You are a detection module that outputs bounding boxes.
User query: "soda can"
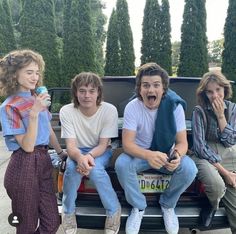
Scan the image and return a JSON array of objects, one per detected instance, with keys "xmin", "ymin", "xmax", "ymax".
[
  {"xmin": 35, "ymin": 86, "xmax": 51, "ymax": 107},
  {"xmin": 36, "ymin": 86, "xmax": 48, "ymax": 94}
]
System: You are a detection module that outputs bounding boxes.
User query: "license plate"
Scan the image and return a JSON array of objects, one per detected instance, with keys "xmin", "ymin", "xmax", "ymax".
[{"xmin": 138, "ymin": 173, "xmax": 171, "ymax": 193}]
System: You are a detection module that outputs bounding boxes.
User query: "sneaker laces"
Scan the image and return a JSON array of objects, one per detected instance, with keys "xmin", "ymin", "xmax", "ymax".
[
  {"xmin": 106, "ymin": 216, "xmax": 116, "ymax": 229},
  {"xmin": 165, "ymin": 208, "xmax": 173, "ymax": 217},
  {"xmin": 105, "ymin": 208, "xmax": 121, "ymax": 231},
  {"xmin": 130, "ymin": 209, "xmax": 144, "ymax": 228},
  {"xmin": 161, "ymin": 207, "xmax": 179, "ymax": 234},
  {"xmin": 164, "ymin": 208, "xmax": 178, "ymax": 223},
  {"xmin": 64, "ymin": 214, "xmax": 76, "ymax": 229}
]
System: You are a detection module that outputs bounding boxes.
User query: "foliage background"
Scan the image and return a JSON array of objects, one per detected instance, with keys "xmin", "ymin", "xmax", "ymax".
[{"xmin": 0, "ymin": 0, "xmax": 234, "ymax": 84}]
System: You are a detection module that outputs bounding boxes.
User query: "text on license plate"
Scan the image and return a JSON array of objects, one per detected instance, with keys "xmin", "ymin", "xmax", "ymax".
[{"xmin": 138, "ymin": 174, "xmax": 171, "ymax": 193}]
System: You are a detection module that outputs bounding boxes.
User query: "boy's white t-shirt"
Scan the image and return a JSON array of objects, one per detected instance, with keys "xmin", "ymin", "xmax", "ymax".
[
  {"xmin": 123, "ymin": 98, "xmax": 186, "ymax": 149},
  {"xmin": 60, "ymin": 102, "xmax": 118, "ymax": 148}
]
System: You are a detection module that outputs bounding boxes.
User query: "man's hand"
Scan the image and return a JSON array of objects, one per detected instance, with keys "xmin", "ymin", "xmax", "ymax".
[
  {"xmin": 146, "ymin": 151, "xmax": 167, "ymax": 169},
  {"xmin": 76, "ymin": 154, "xmax": 95, "ymax": 176},
  {"xmin": 165, "ymin": 154, "xmax": 181, "ymax": 171}
]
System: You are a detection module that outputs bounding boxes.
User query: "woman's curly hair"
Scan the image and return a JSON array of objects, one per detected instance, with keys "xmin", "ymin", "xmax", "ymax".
[{"xmin": 0, "ymin": 49, "xmax": 45, "ymax": 97}]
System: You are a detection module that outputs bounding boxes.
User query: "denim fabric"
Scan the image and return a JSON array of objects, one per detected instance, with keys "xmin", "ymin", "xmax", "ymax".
[
  {"xmin": 62, "ymin": 147, "xmax": 120, "ymax": 216},
  {"xmin": 115, "ymin": 153, "xmax": 197, "ymax": 210}
]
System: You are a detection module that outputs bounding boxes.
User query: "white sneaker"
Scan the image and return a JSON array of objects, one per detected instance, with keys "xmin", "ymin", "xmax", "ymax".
[
  {"xmin": 105, "ymin": 207, "xmax": 121, "ymax": 234},
  {"xmin": 161, "ymin": 206, "xmax": 179, "ymax": 234},
  {"xmin": 62, "ymin": 213, "xmax": 77, "ymax": 234},
  {"xmin": 125, "ymin": 208, "xmax": 144, "ymax": 234}
]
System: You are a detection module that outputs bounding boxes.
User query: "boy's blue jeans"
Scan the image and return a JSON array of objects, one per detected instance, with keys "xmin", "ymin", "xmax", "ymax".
[
  {"xmin": 62, "ymin": 147, "xmax": 120, "ymax": 216},
  {"xmin": 115, "ymin": 153, "xmax": 197, "ymax": 210}
]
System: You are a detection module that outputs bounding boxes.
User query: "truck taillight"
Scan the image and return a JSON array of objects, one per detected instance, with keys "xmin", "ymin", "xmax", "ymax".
[
  {"xmin": 192, "ymin": 179, "xmax": 206, "ymax": 195},
  {"xmin": 197, "ymin": 181, "xmax": 206, "ymax": 195},
  {"xmin": 78, "ymin": 177, "xmax": 97, "ymax": 193},
  {"xmin": 58, "ymin": 172, "xmax": 64, "ymax": 193},
  {"xmin": 57, "ymin": 173, "xmax": 97, "ymax": 194}
]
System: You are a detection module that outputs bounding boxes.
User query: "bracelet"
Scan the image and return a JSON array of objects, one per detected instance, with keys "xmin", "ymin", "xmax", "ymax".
[
  {"xmin": 58, "ymin": 150, "xmax": 63, "ymax": 155},
  {"xmin": 88, "ymin": 152, "xmax": 94, "ymax": 157},
  {"xmin": 174, "ymin": 149, "xmax": 181, "ymax": 157}
]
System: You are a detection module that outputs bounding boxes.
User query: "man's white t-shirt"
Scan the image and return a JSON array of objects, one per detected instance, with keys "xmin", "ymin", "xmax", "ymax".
[
  {"xmin": 123, "ymin": 98, "xmax": 186, "ymax": 149},
  {"xmin": 60, "ymin": 102, "xmax": 118, "ymax": 148}
]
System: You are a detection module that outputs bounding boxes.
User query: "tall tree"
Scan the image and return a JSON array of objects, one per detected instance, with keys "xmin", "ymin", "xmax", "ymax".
[
  {"xmin": 62, "ymin": 0, "xmax": 81, "ymax": 85},
  {"xmin": 63, "ymin": 0, "xmax": 96, "ymax": 86},
  {"xmin": 8, "ymin": 0, "xmax": 21, "ymax": 26},
  {"xmin": 53, "ymin": 0, "xmax": 64, "ymax": 37},
  {"xmin": 8, "ymin": 0, "xmax": 22, "ymax": 46},
  {"xmin": 178, "ymin": 0, "xmax": 208, "ymax": 77},
  {"xmin": 222, "ymin": 0, "xmax": 236, "ymax": 82},
  {"xmin": 159, "ymin": 0, "xmax": 172, "ymax": 75},
  {"xmin": 196, "ymin": 0, "xmax": 208, "ymax": 72},
  {"xmin": 0, "ymin": 0, "xmax": 16, "ymax": 56},
  {"xmin": 77, "ymin": 0, "xmax": 96, "ymax": 72},
  {"xmin": 104, "ymin": 9, "xmax": 120, "ymax": 75},
  {"xmin": 62, "ymin": 0, "xmax": 73, "ymax": 86},
  {"xmin": 90, "ymin": 0, "xmax": 106, "ymax": 76},
  {"xmin": 140, "ymin": 0, "xmax": 161, "ymax": 65},
  {"xmin": 19, "ymin": 0, "xmax": 61, "ymax": 87},
  {"xmin": 116, "ymin": 0, "xmax": 135, "ymax": 75}
]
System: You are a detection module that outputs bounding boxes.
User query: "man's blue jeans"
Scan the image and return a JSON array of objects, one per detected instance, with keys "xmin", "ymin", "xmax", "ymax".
[
  {"xmin": 62, "ymin": 147, "xmax": 120, "ymax": 216},
  {"xmin": 115, "ymin": 153, "xmax": 197, "ymax": 210}
]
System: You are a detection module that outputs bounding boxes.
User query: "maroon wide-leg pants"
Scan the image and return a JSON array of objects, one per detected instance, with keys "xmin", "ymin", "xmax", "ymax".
[{"xmin": 4, "ymin": 146, "xmax": 60, "ymax": 234}]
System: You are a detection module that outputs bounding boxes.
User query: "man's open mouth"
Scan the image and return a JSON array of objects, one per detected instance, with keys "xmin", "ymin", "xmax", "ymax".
[{"xmin": 147, "ymin": 95, "xmax": 156, "ymax": 101}]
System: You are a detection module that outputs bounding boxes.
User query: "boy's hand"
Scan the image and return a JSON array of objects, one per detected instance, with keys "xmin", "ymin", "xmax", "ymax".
[
  {"xmin": 76, "ymin": 154, "xmax": 95, "ymax": 176},
  {"xmin": 146, "ymin": 151, "xmax": 167, "ymax": 169},
  {"xmin": 165, "ymin": 154, "xmax": 181, "ymax": 171}
]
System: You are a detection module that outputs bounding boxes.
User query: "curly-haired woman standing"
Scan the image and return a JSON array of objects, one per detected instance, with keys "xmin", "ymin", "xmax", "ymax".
[{"xmin": 0, "ymin": 49, "xmax": 64, "ymax": 234}]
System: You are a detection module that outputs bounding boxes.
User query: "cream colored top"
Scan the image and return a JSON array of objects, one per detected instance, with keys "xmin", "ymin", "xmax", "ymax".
[{"xmin": 60, "ymin": 102, "xmax": 118, "ymax": 148}]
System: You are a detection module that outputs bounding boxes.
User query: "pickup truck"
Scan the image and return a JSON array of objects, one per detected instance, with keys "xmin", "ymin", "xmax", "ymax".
[{"xmin": 48, "ymin": 76, "xmax": 229, "ymax": 233}]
